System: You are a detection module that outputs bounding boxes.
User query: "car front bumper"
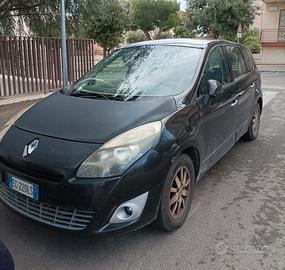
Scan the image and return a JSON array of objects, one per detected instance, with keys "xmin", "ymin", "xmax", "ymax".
[{"xmin": 0, "ymin": 148, "xmax": 171, "ymax": 235}]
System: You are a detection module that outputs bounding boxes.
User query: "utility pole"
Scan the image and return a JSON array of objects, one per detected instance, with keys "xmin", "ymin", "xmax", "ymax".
[{"xmin": 60, "ymin": 0, "xmax": 68, "ymax": 89}]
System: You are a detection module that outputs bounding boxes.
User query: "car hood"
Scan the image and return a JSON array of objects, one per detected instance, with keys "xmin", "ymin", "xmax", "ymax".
[{"xmin": 14, "ymin": 91, "xmax": 177, "ymax": 144}]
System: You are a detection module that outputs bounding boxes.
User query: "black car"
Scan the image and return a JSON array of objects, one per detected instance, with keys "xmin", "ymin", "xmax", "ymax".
[{"xmin": 0, "ymin": 39, "xmax": 262, "ymax": 234}]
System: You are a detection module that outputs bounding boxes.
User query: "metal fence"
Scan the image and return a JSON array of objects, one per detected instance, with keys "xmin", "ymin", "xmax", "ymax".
[{"xmin": 0, "ymin": 36, "xmax": 97, "ymax": 97}]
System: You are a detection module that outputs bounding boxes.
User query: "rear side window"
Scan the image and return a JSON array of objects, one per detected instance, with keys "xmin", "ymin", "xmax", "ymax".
[
  {"xmin": 241, "ymin": 48, "xmax": 254, "ymax": 71},
  {"xmin": 226, "ymin": 46, "xmax": 247, "ymax": 80}
]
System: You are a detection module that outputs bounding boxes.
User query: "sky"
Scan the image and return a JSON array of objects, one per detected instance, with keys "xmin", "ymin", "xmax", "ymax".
[{"xmin": 179, "ymin": 0, "xmax": 187, "ymax": 11}]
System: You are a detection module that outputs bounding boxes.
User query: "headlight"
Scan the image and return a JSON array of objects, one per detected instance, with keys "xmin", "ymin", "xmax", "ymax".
[
  {"xmin": 0, "ymin": 105, "xmax": 34, "ymax": 142},
  {"xmin": 77, "ymin": 121, "xmax": 162, "ymax": 178}
]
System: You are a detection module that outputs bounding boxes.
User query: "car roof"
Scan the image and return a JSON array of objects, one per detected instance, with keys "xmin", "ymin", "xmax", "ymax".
[{"xmin": 124, "ymin": 38, "xmax": 238, "ymax": 49}]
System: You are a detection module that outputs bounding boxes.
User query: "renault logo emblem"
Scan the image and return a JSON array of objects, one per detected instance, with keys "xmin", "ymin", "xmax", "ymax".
[{"xmin": 23, "ymin": 139, "xmax": 39, "ymax": 157}]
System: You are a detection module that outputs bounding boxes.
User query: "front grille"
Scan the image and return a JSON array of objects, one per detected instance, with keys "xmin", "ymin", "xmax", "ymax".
[
  {"xmin": 0, "ymin": 157, "xmax": 64, "ymax": 183},
  {"xmin": 0, "ymin": 183, "xmax": 95, "ymax": 231}
]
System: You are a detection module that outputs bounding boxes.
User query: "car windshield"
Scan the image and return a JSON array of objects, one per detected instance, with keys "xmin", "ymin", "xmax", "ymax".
[{"xmin": 70, "ymin": 45, "xmax": 202, "ymax": 100}]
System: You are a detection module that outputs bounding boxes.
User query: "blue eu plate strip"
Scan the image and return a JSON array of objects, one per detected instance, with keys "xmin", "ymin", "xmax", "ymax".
[
  {"xmin": 33, "ymin": 186, "xmax": 39, "ymax": 201},
  {"xmin": 7, "ymin": 175, "xmax": 13, "ymax": 189}
]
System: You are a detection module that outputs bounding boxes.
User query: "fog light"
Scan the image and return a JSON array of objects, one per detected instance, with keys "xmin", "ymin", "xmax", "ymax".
[
  {"xmin": 109, "ymin": 192, "xmax": 149, "ymax": 224},
  {"xmin": 124, "ymin": 206, "xmax": 133, "ymax": 216}
]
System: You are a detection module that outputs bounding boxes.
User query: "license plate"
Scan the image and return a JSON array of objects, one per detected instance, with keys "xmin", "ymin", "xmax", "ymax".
[{"xmin": 7, "ymin": 175, "xmax": 39, "ymax": 201}]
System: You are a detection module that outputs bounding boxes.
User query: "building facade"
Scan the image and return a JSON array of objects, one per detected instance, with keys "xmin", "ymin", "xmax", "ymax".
[{"xmin": 253, "ymin": 0, "xmax": 285, "ymax": 71}]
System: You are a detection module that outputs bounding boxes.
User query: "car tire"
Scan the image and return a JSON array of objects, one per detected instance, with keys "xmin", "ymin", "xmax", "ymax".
[
  {"xmin": 243, "ymin": 103, "xmax": 261, "ymax": 141},
  {"xmin": 156, "ymin": 154, "xmax": 195, "ymax": 232}
]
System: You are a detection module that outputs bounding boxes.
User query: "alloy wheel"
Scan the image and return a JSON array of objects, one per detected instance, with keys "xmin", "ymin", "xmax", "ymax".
[
  {"xmin": 252, "ymin": 106, "xmax": 260, "ymax": 137},
  {"xmin": 169, "ymin": 166, "xmax": 191, "ymax": 218}
]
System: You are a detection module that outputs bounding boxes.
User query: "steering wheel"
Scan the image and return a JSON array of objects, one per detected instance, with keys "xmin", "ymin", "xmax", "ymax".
[{"xmin": 76, "ymin": 77, "xmax": 115, "ymax": 91}]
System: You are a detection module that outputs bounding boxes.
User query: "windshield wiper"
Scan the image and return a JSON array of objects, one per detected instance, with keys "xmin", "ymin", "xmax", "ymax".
[
  {"xmin": 72, "ymin": 91, "xmax": 111, "ymax": 100},
  {"xmin": 72, "ymin": 91, "xmax": 125, "ymax": 101}
]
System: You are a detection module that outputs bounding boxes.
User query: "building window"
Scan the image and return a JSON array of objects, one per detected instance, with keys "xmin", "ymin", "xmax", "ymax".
[{"xmin": 278, "ymin": 10, "xmax": 285, "ymax": 42}]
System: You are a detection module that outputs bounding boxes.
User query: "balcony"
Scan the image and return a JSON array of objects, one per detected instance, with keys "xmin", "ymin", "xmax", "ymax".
[
  {"xmin": 262, "ymin": 0, "xmax": 285, "ymax": 3},
  {"xmin": 261, "ymin": 28, "xmax": 285, "ymax": 47}
]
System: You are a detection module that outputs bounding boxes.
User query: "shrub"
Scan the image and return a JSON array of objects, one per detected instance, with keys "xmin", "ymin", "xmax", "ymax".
[
  {"xmin": 156, "ymin": 30, "xmax": 173, "ymax": 39},
  {"xmin": 241, "ymin": 28, "xmax": 261, "ymax": 54},
  {"xmin": 127, "ymin": 30, "xmax": 147, "ymax": 43}
]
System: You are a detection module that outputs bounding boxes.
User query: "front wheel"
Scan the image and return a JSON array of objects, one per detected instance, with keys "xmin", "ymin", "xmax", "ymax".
[
  {"xmin": 156, "ymin": 154, "xmax": 195, "ymax": 232},
  {"xmin": 243, "ymin": 103, "xmax": 261, "ymax": 141}
]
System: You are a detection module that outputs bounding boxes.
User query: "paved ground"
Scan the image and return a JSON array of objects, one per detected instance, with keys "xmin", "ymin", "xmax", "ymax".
[
  {"xmin": 262, "ymin": 71, "xmax": 285, "ymax": 91},
  {"xmin": 0, "ymin": 100, "xmax": 40, "ymax": 129},
  {"xmin": 0, "ymin": 92, "xmax": 51, "ymax": 107},
  {"xmin": 0, "ymin": 72, "xmax": 285, "ymax": 270}
]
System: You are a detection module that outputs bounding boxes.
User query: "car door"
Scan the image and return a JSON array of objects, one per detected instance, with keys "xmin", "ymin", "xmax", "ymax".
[
  {"xmin": 225, "ymin": 46, "xmax": 256, "ymax": 140},
  {"xmin": 196, "ymin": 46, "xmax": 237, "ymax": 173}
]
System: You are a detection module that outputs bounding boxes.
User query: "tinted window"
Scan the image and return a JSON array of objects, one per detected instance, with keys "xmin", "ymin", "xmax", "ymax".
[
  {"xmin": 198, "ymin": 46, "xmax": 229, "ymax": 97},
  {"xmin": 70, "ymin": 45, "xmax": 202, "ymax": 100},
  {"xmin": 226, "ymin": 46, "xmax": 247, "ymax": 79},
  {"xmin": 241, "ymin": 48, "xmax": 254, "ymax": 71}
]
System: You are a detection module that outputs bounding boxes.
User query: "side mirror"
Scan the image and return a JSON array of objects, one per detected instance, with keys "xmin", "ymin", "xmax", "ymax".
[{"xmin": 207, "ymin": 80, "xmax": 223, "ymax": 98}]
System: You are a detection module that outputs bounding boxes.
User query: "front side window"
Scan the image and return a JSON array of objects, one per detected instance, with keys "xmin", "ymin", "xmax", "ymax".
[
  {"xmin": 198, "ymin": 46, "xmax": 229, "ymax": 97},
  {"xmin": 70, "ymin": 45, "xmax": 202, "ymax": 100},
  {"xmin": 226, "ymin": 46, "xmax": 247, "ymax": 80}
]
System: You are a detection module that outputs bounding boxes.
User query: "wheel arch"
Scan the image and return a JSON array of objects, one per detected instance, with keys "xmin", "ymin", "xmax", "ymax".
[
  {"xmin": 257, "ymin": 97, "xmax": 263, "ymax": 114},
  {"xmin": 182, "ymin": 146, "xmax": 200, "ymax": 181}
]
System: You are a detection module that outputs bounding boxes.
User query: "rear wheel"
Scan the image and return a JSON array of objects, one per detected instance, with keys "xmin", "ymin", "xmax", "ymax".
[
  {"xmin": 156, "ymin": 154, "xmax": 195, "ymax": 232},
  {"xmin": 244, "ymin": 103, "xmax": 261, "ymax": 141}
]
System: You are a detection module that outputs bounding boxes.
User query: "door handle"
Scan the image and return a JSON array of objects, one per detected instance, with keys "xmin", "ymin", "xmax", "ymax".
[
  {"xmin": 231, "ymin": 99, "xmax": 238, "ymax": 107},
  {"xmin": 250, "ymin": 83, "xmax": 256, "ymax": 88}
]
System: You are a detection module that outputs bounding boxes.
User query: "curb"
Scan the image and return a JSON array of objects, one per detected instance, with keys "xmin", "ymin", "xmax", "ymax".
[
  {"xmin": 0, "ymin": 92, "xmax": 52, "ymax": 106},
  {"xmin": 263, "ymin": 86, "xmax": 285, "ymax": 91}
]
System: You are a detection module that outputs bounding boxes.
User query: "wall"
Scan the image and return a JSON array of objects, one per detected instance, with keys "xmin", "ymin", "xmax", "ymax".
[
  {"xmin": 253, "ymin": 1, "xmax": 285, "ymax": 71},
  {"xmin": 254, "ymin": 47, "xmax": 285, "ymax": 71}
]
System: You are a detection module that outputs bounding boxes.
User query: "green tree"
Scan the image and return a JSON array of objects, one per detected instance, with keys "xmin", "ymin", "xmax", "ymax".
[
  {"xmin": 187, "ymin": 0, "xmax": 257, "ymax": 40},
  {"xmin": 25, "ymin": 0, "xmax": 84, "ymax": 37},
  {"xmin": 132, "ymin": 0, "xmax": 180, "ymax": 39},
  {"xmin": 0, "ymin": 0, "xmax": 85, "ymax": 37},
  {"xmin": 132, "ymin": 0, "xmax": 156, "ymax": 39},
  {"xmin": 127, "ymin": 30, "xmax": 146, "ymax": 43},
  {"xmin": 84, "ymin": 0, "xmax": 132, "ymax": 56},
  {"xmin": 0, "ymin": 0, "xmax": 42, "ymax": 35},
  {"xmin": 156, "ymin": 30, "xmax": 173, "ymax": 39},
  {"xmin": 155, "ymin": 0, "xmax": 180, "ymax": 33},
  {"xmin": 174, "ymin": 10, "xmax": 194, "ymax": 38}
]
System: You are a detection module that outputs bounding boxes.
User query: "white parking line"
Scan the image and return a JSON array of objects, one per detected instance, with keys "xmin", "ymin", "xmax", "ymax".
[{"xmin": 263, "ymin": 91, "xmax": 279, "ymax": 107}]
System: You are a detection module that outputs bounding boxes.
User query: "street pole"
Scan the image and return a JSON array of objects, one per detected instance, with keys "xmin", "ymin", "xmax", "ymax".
[
  {"xmin": 60, "ymin": 0, "xmax": 68, "ymax": 89},
  {"xmin": 237, "ymin": 23, "xmax": 242, "ymax": 44}
]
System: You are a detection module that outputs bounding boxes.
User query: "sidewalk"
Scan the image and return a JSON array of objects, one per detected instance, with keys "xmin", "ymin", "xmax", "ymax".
[
  {"xmin": 0, "ymin": 92, "xmax": 52, "ymax": 107},
  {"xmin": 261, "ymin": 71, "xmax": 285, "ymax": 91}
]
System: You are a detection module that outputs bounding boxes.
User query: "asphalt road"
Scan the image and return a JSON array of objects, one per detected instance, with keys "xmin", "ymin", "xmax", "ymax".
[{"xmin": 0, "ymin": 73, "xmax": 285, "ymax": 270}]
